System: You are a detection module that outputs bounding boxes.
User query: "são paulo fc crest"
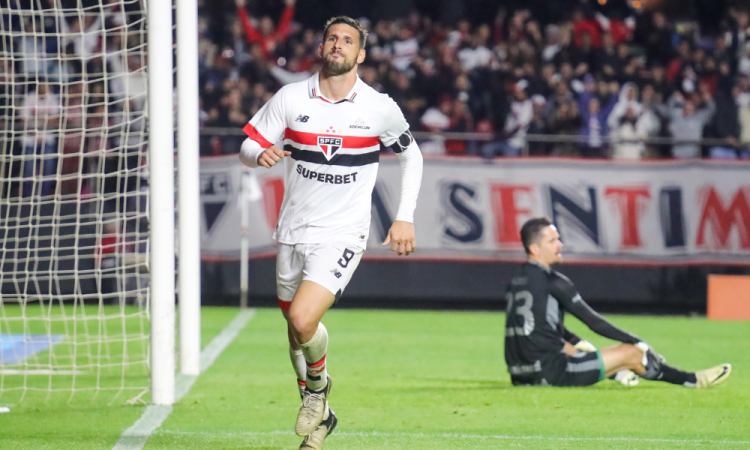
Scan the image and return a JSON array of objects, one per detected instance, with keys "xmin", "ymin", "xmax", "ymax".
[{"xmin": 317, "ymin": 136, "xmax": 342, "ymax": 160}]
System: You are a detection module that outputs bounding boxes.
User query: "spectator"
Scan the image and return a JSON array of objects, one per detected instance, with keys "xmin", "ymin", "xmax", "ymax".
[
  {"xmin": 484, "ymin": 79, "xmax": 532, "ymax": 158},
  {"xmin": 657, "ymin": 90, "xmax": 716, "ymax": 158},
  {"xmin": 527, "ymin": 94, "xmax": 550, "ymax": 155},
  {"xmin": 578, "ymin": 79, "xmax": 618, "ymax": 157},
  {"xmin": 235, "ymin": 0, "xmax": 295, "ymax": 60},
  {"xmin": 419, "ymin": 95, "xmax": 453, "ymax": 154},
  {"xmin": 21, "ymin": 80, "xmax": 60, "ymax": 197},
  {"xmin": 708, "ymin": 85, "xmax": 742, "ymax": 158}
]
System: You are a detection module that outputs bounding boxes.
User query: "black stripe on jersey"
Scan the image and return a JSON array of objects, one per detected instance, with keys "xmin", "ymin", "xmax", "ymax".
[{"xmin": 286, "ymin": 145, "xmax": 380, "ymax": 167}]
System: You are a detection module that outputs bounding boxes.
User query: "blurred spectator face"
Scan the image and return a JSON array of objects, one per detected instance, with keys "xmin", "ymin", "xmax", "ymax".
[
  {"xmin": 455, "ymin": 74, "xmax": 469, "ymax": 91},
  {"xmin": 542, "ymin": 63, "xmax": 555, "ymax": 81},
  {"xmin": 677, "ymin": 41, "xmax": 691, "ymax": 59},
  {"xmin": 514, "ymin": 87, "xmax": 527, "ymax": 101},
  {"xmin": 602, "ymin": 33, "xmax": 614, "ymax": 50},
  {"xmin": 617, "ymin": 43, "xmax": 629, "ymax": 59},
  {"xmin": 716, "ymin": 37, "xmax": 727, "ymax": 52},
  {"xmin": 738, "ymin": 12, "xmax": 749, "ymax": 28},
  {"xmin": 545, "ymin": 25, "xmax": 560, "ymax": 45},
  {"xmin": 588, "ymin": 98, "xmax": 600, "ymax": 113},
  {"xmin": 560, "ymin": 62, "xmax": 572, "ymax": 80},
  {"xmin": 653, "ymin": 12, "xmax": 666, "ymax": 29},
  {"xmin": 704, "ymin": 57, "xmax": 716, "ymax": 72},
  {"xmin": 739, "ymin": 76, "xmax": 750, "ymax": 92},
  {"xmin": 259, "ymin": 17, "xmax": 274, "ymax": 37},
  {"xmin": 694, "ymin": 49, "xmax": 705, "ymax": 64},
  {"xmin": 641, "ymin": 84, "xmax": 655, "ymax": 102},
  {"xmin": 683, "ymin": 99, "xmax": 696, "ymax": 116},
  {"xmin": 626, "ymin": 85, "xmax": 637, "ymax": 101},
  {"xmin": 581, "ymin": 32, "xmax": 592, "ymax": 49},
  {"xmin": 438, "ymin": 98, "xmax": 453, "ymax": 115},
  {"xmin": 597, "ymin": 80, "xmax": 609, "ymax": 96},
  {"xmin": 652, "ymin": 65, "xmax": 665, "ymax": 81},
  {"xmin": 719, "ymin": 61, "xmax": 731, "ymax": 76}
]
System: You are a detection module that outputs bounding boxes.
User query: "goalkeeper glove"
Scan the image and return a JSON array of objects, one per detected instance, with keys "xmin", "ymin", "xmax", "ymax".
[
  {"xmin": 574, "ymin": 340, "xmax": 597, "ymax": 352},
  {"xmin": 635, "ymin": 341, "xmax": 666, "ymax": 366}
]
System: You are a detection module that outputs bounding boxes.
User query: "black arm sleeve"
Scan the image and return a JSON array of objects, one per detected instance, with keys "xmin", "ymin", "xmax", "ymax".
[
  {"xmin": 550, "ymin": 273, "xmax": 640, "ymax": 344},
  {"xmin": 562, "ymin": 327, "xmax": 581, "ymax": 345}
]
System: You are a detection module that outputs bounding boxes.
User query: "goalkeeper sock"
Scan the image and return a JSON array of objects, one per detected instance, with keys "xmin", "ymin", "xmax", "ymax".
[
  {"xmin": 300, "ymin": 323, "xmax": 328, "ymax": 392},
  {"xmin": 640, "ymin": 352, "xmax": 697, "ymax": 386},
  {"xmin": 289, "ymin": 346, "xmax": 306, "ymax": 397}
]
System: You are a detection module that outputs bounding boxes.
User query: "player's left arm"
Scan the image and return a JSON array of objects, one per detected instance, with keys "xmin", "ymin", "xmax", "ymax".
[
  {"xmin": 381, "ymin": 129, "xmax": 423, "ymax": 255},
  {"xmin": 551, "ymin": 274, "xmax": 641, "ymax": 345},
  {"xmin": 379, "ymin": 98, "xmax": 423, "ymax": 256}
]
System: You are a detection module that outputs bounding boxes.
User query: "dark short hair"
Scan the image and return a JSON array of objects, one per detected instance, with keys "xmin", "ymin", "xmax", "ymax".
[
  {"xmin": 323, "ymin": 16, "xmax": 368, "ymax": 50},
  {"xmin": 520, "ymin": 217, "xmax": 554, "ymax": 254}
]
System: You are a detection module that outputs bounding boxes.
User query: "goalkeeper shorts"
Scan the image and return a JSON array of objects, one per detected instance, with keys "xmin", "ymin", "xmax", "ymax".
[
  {"xmin": 511, "ymin": 350, "xmax": 605, "ymax": 387},
  {"xmin": 276, "ymin": 243, "xmax": 363, "ymax": 310}
]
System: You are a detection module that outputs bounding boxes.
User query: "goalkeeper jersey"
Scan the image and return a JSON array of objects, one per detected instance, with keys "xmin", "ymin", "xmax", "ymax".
[{"xmin": 243, "ymin": 73, "xmax": 411, "ymax": 250}]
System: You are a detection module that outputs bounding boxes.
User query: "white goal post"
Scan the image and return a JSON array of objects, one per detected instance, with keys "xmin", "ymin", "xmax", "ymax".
[{"xmin": 0, "ymin": 0, "xmax": 200, "ymax": 406}]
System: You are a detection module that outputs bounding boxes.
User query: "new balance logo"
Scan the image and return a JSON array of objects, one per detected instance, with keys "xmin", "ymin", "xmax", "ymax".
[
  {"xmin": 295, "ymin": 115, "xmax": 310, "ymax": 122},
  {"xmin": 330, "ymin": 268, "xmax": 342, "ymax": 279}
]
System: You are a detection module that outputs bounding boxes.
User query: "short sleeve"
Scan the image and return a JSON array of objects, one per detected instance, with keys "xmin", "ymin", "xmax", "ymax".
[
  {"xmin": 379, "ymin": 96, "xmax": 409, "ymax": 147},
  {"xmin": 243, "ymin": 87, "xmax": 287, "ymax": 148}
]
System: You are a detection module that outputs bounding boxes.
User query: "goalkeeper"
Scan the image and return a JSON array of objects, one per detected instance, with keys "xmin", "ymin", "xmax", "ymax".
[{"xmin": 504, "ymin": 217, "xmax": 732, "ymax": 388}]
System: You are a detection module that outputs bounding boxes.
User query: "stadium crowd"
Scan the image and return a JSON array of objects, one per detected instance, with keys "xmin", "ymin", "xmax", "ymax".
[
  {"xmin": 2, "ymin": 0, "xmax": 750, "ymax": 165},
  {"xmin": 196, "ymin": 0, "xmax": 750, "ymax": 159}
]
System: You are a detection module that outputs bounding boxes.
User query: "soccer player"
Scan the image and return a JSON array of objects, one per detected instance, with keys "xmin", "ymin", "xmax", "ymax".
[
  {"xmin": 504, "ymin": 217, "xmax": 732, "ymax": 388},
  {"xmin": 239, "ymin": 16, "xmax": 423, "ymax": 450}
]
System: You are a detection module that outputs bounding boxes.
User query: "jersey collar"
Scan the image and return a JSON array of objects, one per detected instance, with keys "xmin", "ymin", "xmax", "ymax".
[
  {"xmin": 308, "ymin": 72, "xmax": 360, "ymax": 104},
  {"xmin": 527, "ymin": 259, "xmax": 551, "ymax": 273}
]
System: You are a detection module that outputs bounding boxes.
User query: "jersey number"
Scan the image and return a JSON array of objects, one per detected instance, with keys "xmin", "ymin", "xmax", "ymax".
[
  {"xmin": 506, "ymin": 290, "xmax": 535, "ymax": 336},
  {"xmin": 338, "ymin": 248, "xmax": 355, "ymax": 268}
]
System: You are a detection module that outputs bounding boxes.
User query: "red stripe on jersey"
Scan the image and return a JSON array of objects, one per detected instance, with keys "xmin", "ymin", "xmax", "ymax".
[
  {"xmin": 284, "ymin": 128, "xmax": 379, "ymax": 149},
  {"xmin": 243, "ymin": 123, "xmax": 274, "ymax": 148}
]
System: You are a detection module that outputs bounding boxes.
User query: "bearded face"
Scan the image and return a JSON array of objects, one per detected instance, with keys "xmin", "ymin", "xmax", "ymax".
[
  {"xmin": 320, "ymin": 23, "xmax": 363, "ymax": 77},
  {"xmin": 322, "ymin": 49, "xmax": 358, "ymax": 76}
]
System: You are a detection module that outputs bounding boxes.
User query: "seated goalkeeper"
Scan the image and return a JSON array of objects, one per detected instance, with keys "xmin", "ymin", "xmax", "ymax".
[{"xmin": 504, "ymin": 217, "xmax": 731, "ymax": 388}]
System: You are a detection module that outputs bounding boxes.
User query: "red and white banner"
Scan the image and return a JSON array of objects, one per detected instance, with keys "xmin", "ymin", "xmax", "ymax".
[{"xmin": 201, "ymin": 156, "xmax": 750, "ymax": 266}]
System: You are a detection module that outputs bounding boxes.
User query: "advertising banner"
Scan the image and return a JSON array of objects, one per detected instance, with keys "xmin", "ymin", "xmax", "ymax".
[{"xmin": 201, "ymin": 156, "xmax": 750, "ymax": 265}]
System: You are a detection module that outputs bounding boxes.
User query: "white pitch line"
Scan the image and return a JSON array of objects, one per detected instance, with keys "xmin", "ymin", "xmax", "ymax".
[
  {"xmin": 157, "ymin": 429, "xmax": 750, "ymax": 446},
  {"xmin": 112, "ymin": 309, "xmax": 256, "ymax": 450}
]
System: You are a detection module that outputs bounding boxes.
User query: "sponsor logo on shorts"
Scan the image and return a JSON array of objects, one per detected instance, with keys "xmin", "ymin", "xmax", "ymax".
[
  {"xmin": 330, "ymin": 268, "xmax": 342, "ymax": 279},
  {"xmin": 297, "ymin": 165, "xmax": 358, "ymax": 184}
]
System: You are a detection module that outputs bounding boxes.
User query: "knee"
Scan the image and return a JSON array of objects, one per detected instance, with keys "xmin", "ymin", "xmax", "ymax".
[
  {"xmin": 288, "ymin": 310, "xmax": 318, "ymax": 339},
  {"xmin": 621, "ymin": 344, "xmax": 644, "ymax": 366}
]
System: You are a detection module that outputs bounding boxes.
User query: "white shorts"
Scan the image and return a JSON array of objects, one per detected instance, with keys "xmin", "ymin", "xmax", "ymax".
[{"xmin": 276, "ymin": 243, "xmax": 364, "ymax": 310}]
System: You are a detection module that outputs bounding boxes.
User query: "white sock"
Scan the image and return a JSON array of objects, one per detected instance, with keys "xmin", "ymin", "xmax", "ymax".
[
  {"xmin": 300, "ymin": 323, "xmax": 328, "ymax": 391},
  {"xmin": 289, "ymin": 346, "xmax": 306, "ymax": 396}
]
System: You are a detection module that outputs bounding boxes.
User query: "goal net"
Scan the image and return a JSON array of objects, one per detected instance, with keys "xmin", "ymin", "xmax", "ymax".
[{"xmin": 0, "ymin": 0, "xmax": 152, "ymax": 404}]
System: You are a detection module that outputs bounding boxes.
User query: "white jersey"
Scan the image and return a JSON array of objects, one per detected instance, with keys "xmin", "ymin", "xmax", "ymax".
[{"xmin": 243, "ymin": 73, "xmax": 410, "ymax": 249}]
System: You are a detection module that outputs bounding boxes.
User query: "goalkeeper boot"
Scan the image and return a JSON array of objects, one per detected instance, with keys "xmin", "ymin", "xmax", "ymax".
[
  {"xmin": 695, "ymin": 364, "xmax": 732, "ymax": 388},
  {"xmin": 299, "ymin": 407, "xmax": 337, "ymax": 450},
  {"xmin": 296, "ymin": 375, "xmax": 332, "ymax": 436}
]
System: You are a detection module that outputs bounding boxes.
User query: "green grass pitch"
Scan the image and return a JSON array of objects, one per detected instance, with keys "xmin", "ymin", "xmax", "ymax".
[{"xmin": 1, "ymin": 307, "xmax": 749, "ymax": 449}]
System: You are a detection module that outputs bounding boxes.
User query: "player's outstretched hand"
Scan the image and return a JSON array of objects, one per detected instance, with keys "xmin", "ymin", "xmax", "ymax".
[
  {"xmin": 382, "ymin": 220, "xmax": 416, "ymax": 256},
  {"xmin": 257, "ymin": 145, "xmax": 291, "ymax": 168}
]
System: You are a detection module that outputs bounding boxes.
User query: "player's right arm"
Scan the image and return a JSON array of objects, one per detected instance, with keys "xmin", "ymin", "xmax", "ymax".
[{"xmin": 239, "ymin": 87, "xmax": 289, "ymax": 169}]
